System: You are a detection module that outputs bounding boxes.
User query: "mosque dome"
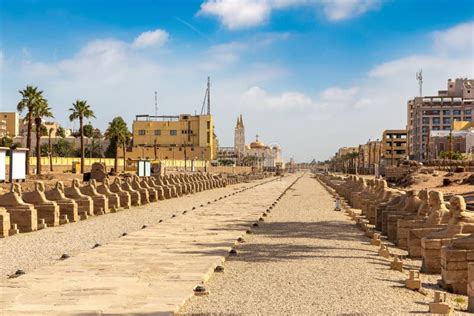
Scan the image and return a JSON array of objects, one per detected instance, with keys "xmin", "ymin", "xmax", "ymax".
[{"xmin": 250, "ymin": 134, "xmax": 265, "ymax": 149}]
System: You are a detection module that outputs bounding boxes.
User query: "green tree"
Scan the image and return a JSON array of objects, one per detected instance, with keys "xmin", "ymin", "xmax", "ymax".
[
  {"xmin": 56, "ymin": 126, "xmax": 66, "ymax": 138},
  {"xmin": 32, "ymin": 102, "xmax": 53, "ymax": 174},
  {"xmin": 83, "ymin": 123, "xmax": 94, "ymax": 138},
  {"xmin": 17, "ymin": 85, "xmax": 47, "ymax": 174},
  {"xmin": 53, "ymin": 139, "xmax": 76, "ymax": 157},
  {"xmin": 69, "ymin": 100, "xmax": 95, "ymax": 173},
  {"xmin": 105, "ymin": 116, "xmax": 130, "ymax": 172},
  {"xmin": 0, "ymin": 136, "xmax": 13, "ymax": 148}
]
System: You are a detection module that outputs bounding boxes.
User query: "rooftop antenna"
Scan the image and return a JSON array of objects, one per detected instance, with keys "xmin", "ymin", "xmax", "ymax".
[
  {"xmin": 416, "ymin": 69, "xmax": 423, "ymax": 97},
  {"xmin": 207, "ymin": 76, "xmax": 211, "ymax": 115},
  {"xmin": 200, "ymin": 76, "xmax": 211, "ymax": 115},
  {"xmin": 154, "ymin": 91, "xmax": 158, "ymax": 116}
]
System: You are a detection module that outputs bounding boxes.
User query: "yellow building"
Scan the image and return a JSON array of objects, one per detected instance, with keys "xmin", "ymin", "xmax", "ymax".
[
  {"xmin": 382, "ymin": 129, "xmax": 407, "ymax": 165},
  {"xmin": 121, "ymin": 114, "xmax": 217, "ymax": 161},
  {"xmin": 0, "ymin": 112, "xmax": 20, "ymax": 137}
]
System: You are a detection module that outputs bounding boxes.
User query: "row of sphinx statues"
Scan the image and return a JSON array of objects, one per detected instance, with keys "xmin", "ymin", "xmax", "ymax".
[
  {"xmin": 318, "ymin": 173, "xmax": 474, "ymax": 296},
  {"xmin": 0, "ymin": 172, "xmax": 270, "ymax": 238}
]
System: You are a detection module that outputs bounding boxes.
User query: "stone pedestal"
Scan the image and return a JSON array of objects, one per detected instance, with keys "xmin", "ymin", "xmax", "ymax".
[
  {"xmin": 0, "ymin": 184, "xmax": 38, "ymax": 233},
  {"xmin": 408, "ymin": 226, "xmax": 445, "ymax": 258},
  {"xmin": 440, "ymin": 247, "xmax": 472, "ymax": 294},
  {"xmin": 468, "ymin": 262, "xmax": 474, "ymax": 312},
  {"xmin": 45, "ymin": 182, "xmax": 79, "ymax": 223},
  {"xmin": 421, "ymin": 237, "xmax": 453, "ymax": 274},
  {"xmin": 64, "ymin": 180, "xmax": 94, "ymax": 219},
  {"xmin": 22, "ymin": 181, "xmax": 60, "ymax": 227},
  {"xmin": 397, "ymin": 219, "xmax": 427, "ymax": 250},
  {"xmin": 0, "ymin": 207, "xmax": 11, "ymax": 237}
]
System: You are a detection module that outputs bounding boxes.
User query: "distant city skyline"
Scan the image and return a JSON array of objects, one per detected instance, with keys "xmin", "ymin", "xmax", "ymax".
[{"xmin": 0, "ymin": 0, "xmax": 473, "ymax": 161}]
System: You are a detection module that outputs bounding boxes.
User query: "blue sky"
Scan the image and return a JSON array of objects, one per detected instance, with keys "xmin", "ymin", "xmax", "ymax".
[{"xmin": 1, "ymin": 0, "xmax": 473, "ymax": 161}]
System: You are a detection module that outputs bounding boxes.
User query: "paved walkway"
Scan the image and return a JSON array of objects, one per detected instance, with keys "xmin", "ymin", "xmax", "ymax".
[
  {"xmin": 181, "ymin": 173, "xmax": 468, "ymax": 314},
  {"xmin": 0, "ymin": 174, "xmax": 298, "ymax": 315}
]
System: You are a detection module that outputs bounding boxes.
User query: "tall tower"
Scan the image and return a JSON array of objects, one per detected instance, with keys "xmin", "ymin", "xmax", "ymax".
[{"xmin": 234, "ymin": 114, "xmax": 245, "ymax": 154}]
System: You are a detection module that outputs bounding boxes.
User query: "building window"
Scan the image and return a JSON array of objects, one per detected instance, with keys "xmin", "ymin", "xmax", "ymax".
[
  {"xmin": 465, "ymin": 116, "xmax": 472, "ymax": 121},
  {"xmin": 207, "ymin": 131, "xmax": 210, "ymax": 143},
  {"xmin": 154, "ymin": 129, "xmax": 161, "ymax": 136},
  {"xmin": 465, "ymin": 110, "xmax": 472, "ymax": 115},
  {"xmin": 443, "ymin": 117, "xmax": 451, "ymax": 124},
  {"xmin": 207, "ymin": 121, "xmax": 210, "ymax": 129},
  {"xmin": 170, "ymin": 130, "xmax": 177, "ymax": 136},
  {"xmin": 443, "ymin": 110, "xmax": 451, "ymax": 115},
  {"xmin": 422, "ymin": 117, "xmax": 430, "ymax": 124},
  {"xmin": 453, "ymin": 110, "xmax": 461, "ymax": 115},
  {"xmin": 138, "ymin": 130, "xmax": 146, "ymax": 135},
  {"xmin": 432, "ymin": 117, "xmax": 440, "ymax": 124},
  {"xmin": 443, "ymin": 126, "xmax": 450, "ymax": 130},
  {"xmin": 432, "ymin": 126, "xmax": 440, "ymax": 131}
]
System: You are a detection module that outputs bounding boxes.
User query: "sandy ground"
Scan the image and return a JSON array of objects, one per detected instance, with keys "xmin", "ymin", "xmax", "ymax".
[
  {"xmin": 0, "ymin": 179, "xmax": 269, "ymax": 279},
  {"xmin": 180, "ymin": 173, "xmax": 469, "ymax": 315}
]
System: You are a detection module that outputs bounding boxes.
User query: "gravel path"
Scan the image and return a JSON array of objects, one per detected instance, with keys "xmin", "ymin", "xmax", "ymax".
[
  {"xmin": 0, "ymin": 179, "xmax": 269, "ymax": 279},
  {"xmin": 180, "ymin": 173, "xmax": 469, "ymax": 315}
]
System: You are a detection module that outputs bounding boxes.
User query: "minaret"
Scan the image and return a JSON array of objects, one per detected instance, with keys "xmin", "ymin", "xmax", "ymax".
[{"xmin": 234, "ymin": 114, "xmax": 245, "ymax": 154}]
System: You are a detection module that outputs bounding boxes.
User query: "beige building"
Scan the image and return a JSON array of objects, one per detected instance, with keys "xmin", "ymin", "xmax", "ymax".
[
  {"xmin": 381, "ymin": 130, "xmax": 407, "ymax": 166},
  {"xmin": 120, "ymin": 114, "xmax": 217, "ymax": 161},
  {"xmin": 232, "ymin": 115, "xmax": 282, "ymax": 168},
  {"xmin": 0, "ymin": 112, "xmax": 20, "ymax": 137},
  {"xmin": 407, "ymin": 78, "xmax": 474, "ymax": 161}
]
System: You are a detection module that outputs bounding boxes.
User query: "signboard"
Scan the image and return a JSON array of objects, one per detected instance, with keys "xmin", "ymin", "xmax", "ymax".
[
  {"xmin": 137, "ymin": 160, "xmax": 151, "ymax": 177},
  {"xmin": 10, "ymin": 149, "xmax": 27, "ymax": 181},
  {"xmin": 0, "ymin": 148, "xmax": 6, "ymax": 182}
]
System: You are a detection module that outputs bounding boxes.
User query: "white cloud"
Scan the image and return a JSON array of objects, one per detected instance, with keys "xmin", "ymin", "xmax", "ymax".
[
  {"xmin": 242, "ymin": 86, "xmax": 317, "ymax": 110},
  {"xmin": 198, "ymin": 0, "xmax": 271, "ymax": 30},
  {"xmin": 132, "ymin": 29, "xmax": 169, "ymax": 49},
  {"xmin": 322, "ymin": 0, "xmax": 380, "ymax": 21},
  {"xmin": 198, "ymin": 0, "xmax": 381, "ymax": 29},
  {"xmin": 321, "ymin": 87, "xmax": 358, "ymax": 102},
  {"xmin": 432, "ymin": 21, "xmax": 474, "ymax": 54}
]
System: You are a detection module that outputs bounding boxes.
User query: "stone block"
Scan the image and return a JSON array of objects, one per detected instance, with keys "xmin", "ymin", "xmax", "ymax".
[
  {"xmin": 45, "ymin": 181, "xmax": 79, "ymax": 223},
  {"xmin": 468, "ymin": 263, "xmax": 474, "ymax": 312},
  {"xmin": 0, "ymin": 184, "xmax": 38, "ymax": 233},
  {"xmin": 0, "ymin": 207, "xmax": 10, "ymax": 237},
  {"xmin": 22, "ymin": 181, "xmax": 60, "ymax": 227},
  {"xmin": 405, "ymin": 270, "xmax": 421, "ymax": 290}
]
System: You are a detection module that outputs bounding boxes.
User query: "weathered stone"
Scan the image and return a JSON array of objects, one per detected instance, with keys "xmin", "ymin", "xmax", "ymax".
[
  {"xmin": 97, "ymin": 178, "xmax": 121, "ymax": 212},
  {"xmin": 45, "ymin": 181, "xmax": 79, "ymax": 223},
  {"xmin": 22, "ymin": 181, "xmax": 60, "ymax": 227},
  {"xmin": 0, "ymin": 184, "xmax": 38, "ymax": 233},
  {"xmin": 0, "ymin": 207, "xmax": 11, "ymax": 237},
  {"xmin": 80, "ymin": 180, "xmax": 109, "ymax": 215},
  {"xmin": 429, "ymin": 291, "xmax": 452, "ymax": 314},
  {"xmin": 64, "ymin": 179, "xmax": 94, "ymax": 219},
  {"xmin": 109, "ymin": 178, "xmax": 132, "ymax": 208}
]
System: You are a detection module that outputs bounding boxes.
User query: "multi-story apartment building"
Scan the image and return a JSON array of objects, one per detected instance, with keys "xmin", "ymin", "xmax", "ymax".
[
  {"xmin": 381, "ymin": 129, "xmax": 407, "ymax": 166},
  {"xmin": 121, "ymin": 114, "xmax": 217, "ymax": 161},
  {"xmin": 0, "ymin": 112, "xmax": 20, "ymax": 137},
  {"xmin": 407, "ymin": 78, "xmax": 474, "ymax": 161}
]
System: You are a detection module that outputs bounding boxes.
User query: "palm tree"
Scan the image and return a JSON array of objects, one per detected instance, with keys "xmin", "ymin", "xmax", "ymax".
[
  {"xmin": 32, "ymin": 102, "xmax": 53, "ymax": 175},
  {"xmin": 105, "ymin": 117, "xmax": 130, "ymax": 173},
  {"xmin": 17, "ymin": 85, "xmax": 47, "ymax": 174},
  {"xmin": 69, "ymin": 100, "xmax": 95, "ymax": 173}
]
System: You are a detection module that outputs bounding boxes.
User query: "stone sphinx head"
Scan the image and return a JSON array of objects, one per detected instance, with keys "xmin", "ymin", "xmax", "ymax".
[
  {"xmin": 34, "ymin": 181, "xmax": 46, "ymax": 193},
  {"xmin": 55, "ymin": 181, "xmax": 65, "ymax": 192},
  {"xmin": 429, "ymin": 191, "xmax": 444, "ymax": 209},
  {"xmin": 11, "ymin": 183, "xmax": 22, "ymax": 195},
  {"xmin": 72, "ymin": 179, "xmax": 80, "ymax": 188},
  {"xmin": 406, "ymin": 189, "xmax": 417, "ymax": 197},
  {"xmin": 114, "ymin": 178, "xmax": 122, "ymax": 185},
  {"xmin": 418, "ymin": 189, "xmax": 429, "ymax": 201},
  {"xmin": 449, "ymin": 195, "xmax": 467, "ymax": 216}
]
